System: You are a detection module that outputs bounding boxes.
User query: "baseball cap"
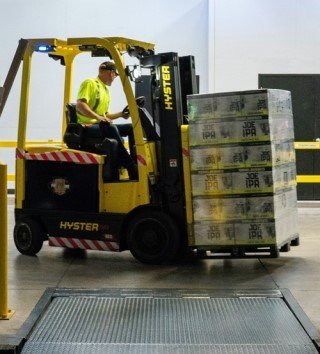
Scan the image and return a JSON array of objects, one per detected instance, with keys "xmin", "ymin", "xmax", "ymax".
[{"xmin": 99, "ymin": 61, "xmax": 119, "ymax": 76}]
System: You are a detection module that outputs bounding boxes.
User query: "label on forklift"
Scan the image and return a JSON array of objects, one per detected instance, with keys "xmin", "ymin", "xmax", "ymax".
[{"xmin": 45, "ymin": 219, "xmax": 115, "ymax": 239}]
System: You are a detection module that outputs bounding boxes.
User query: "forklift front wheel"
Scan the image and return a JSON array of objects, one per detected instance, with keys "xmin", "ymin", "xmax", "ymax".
[
  {"xmin": 14, "ymin": 218, "xmax": 44, "ymax": 256},
  {"xmin": 127, "ymin": 210, "xmax": 180, "ymax": 264}
]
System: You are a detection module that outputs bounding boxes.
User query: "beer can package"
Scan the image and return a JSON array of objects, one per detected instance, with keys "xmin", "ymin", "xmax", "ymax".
[
  {"xmin": 217, "ymin": 144, "xmax": 246, "ymax": 169},
  {"xmin": 190, "ymin": 146, "xmax": 219, "ymax": 171},
  {"xmin": 241, "ymin": 92, "xmax": 269, "ymax": 116},
  {"xmin": 234, "ymin": 219, "xmax": 277, "ymax": 245},
  {"xmin": 267, "ymin": 89, "xmax": 293, "ymax": 116},
  {"xmin": 236, "ymin": 117, "xmax": 271, "ymax": 142},
  {"xmin": 211, "ymin": 117, "xmax": 271, "ymax": 143},
  {"xmin": 269, "ymin": 115, "xmax": 295, "ymax": 140},
  {"xmin": 245, "ymin": 195, "xmax": 274, "ymax": 218},
  {"xmin": 193, "ymin": 221, "xmax": 235, "ymax": 246},
  {"xmin": 188, "ymin": 116, "xmax": 293, "ymax": 146},
  {"xmin": 272, "ymin": 164, "xmax": 297, "ymax": 190},
  {"xmin": 214, "ymin": 94, "xmax": 242, "ymax": 118},
  {"xmin": 246, "ymin": 188, "xmax": 297, "ymax": 219},
  {"xmin": 274, "ymin": 188, "xmax": 298, "ymax": 214},
  {"xmin": 220, "ymin": 116, "xmax": 294, "ymax": 143},
  {"xmin": 241, "ymin": 89, "xmax": 292, "ymax": 116},
  {"xmin": 192, "ymin": 196, "xmax": 247, "ymax": 221},
  {"xmin": 232, "ymin": 168, "xmax": 274, "ymax": 194},
  {"xmin": 188, "ymin": 89, "xmax": 292, "ymax": 120},
  {"xmin": 189, "ymin": 117, "xmax": 272, "ymax": 146},
  {"xmin": 191, "ymin": 166, "xmax": 296, "ymax": 196},
  {"xmin": 243, "ymin": 144, "xmax": 272, "ymax": 167},
  {"xmin": 191, "ymin": 170, "xmax": 233, "ymax": 196},
  {"xmin": 189, "ymin": 121, "xmax": 218, "ymax": 146},
  {"xmin": 189, "ymin": 119, "xmax": 241, "ymax": 146},
  {"xmin": 234, "ymin": 209, "xmax": 299, "ymax": 246},
  {"xmin": 243, "ymin": 140, "xmax": 295, "ymax": 168},
  {"xmin": 272, "ymin": 140, "xmax": 295, "ymax": 165},
  {"xmin": 187, "ymin": 95, "xmax": 215, "ymax": 123},
  {"xmin": 216, "ymin": 141, "xmax": 295, "ymax": 170}
]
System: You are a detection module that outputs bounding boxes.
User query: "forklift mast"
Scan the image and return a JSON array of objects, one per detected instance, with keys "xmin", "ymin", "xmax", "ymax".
[{"xmin": 139, "ymin": 52, "xmax": 197, "ymax": 234}]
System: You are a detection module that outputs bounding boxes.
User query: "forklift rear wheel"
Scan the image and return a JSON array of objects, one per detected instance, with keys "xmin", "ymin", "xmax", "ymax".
[
  {"xmin": 14, "ymin": 218, "xmax": 44, "ymax": 256},
  {"xmin": 127, "ymin": 210, "xmax": 180, "ymax": 264}
]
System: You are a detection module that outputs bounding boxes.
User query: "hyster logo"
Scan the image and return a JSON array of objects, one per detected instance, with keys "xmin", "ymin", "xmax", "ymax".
[
  {"xmin": 60, "ymin": 221, "xmax": 99, "ymax": 231},
  {"xmin": 162, "ymin": 66, "xmax": 173, "ymax": 110}
]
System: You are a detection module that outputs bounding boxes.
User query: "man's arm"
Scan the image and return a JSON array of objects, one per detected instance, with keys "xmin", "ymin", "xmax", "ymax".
[
  {"xmin": 106, "ymin": 111, "xmax": 130, "ymax": 120},
  {"xmin": 76, "ymin": 99, "xmax": 111, "ymax": 123}
]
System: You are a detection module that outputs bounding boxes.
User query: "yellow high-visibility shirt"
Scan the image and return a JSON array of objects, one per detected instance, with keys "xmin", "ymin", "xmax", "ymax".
[{"xmin": 76, "ymin": 77, "xmax": 111, "ymax": 124}]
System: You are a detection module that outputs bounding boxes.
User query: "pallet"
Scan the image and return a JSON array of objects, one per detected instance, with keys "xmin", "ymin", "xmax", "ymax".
[{"xmin": 196, "ymin": 234, "xmax": 300, "ymax": 259}]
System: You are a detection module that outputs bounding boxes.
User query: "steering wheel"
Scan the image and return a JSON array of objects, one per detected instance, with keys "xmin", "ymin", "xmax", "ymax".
[{"xmin": 122, "ymin": 96, "xmax": 145, "ymax": 116}]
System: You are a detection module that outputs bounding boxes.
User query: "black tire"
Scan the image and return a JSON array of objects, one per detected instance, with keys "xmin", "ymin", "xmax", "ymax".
[
  {"xmin": 14, "ymin": 218, "xmax": 44, "ymax": 255},
  {"xmin": 127, "ymin": 210, "xmax": 180, "ymax": 264}
]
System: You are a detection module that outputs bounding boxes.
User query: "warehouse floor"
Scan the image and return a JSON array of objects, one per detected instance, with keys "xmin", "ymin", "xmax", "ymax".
[{"xmin": 0, "ymin": 196, "xmax": 319, "ymax": 337}]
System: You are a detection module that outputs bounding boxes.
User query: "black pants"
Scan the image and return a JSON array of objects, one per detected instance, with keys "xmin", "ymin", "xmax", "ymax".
[{"xmin": 86, "ymin": 123, "xmax": 135, "ymax": 169}]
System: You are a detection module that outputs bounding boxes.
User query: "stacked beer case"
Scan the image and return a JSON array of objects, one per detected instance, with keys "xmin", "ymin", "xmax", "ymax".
[{"xmin": 187, "ymin": 89, "xmax": 299, "ymax": 256}]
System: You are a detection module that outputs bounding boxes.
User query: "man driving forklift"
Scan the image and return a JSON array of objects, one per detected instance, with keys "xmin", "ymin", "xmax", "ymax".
[{"xmin": 76, "ymin": 61, "xmax": 138, "ymax": 179}]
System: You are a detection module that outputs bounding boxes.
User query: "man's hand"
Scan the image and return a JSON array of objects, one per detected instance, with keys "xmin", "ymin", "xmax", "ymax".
[
  {"xmin": 122, "ymin": 111, "xmax": 130, "ymax": 119},
  {"xmin": 99, "ymin": 116, "xmax": 112, "ymax": 124}
]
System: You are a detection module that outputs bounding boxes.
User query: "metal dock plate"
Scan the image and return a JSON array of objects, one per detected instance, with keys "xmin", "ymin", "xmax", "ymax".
[{"xmin": 18, "ymin": 289, "xmax": 319, "ymax": 353}]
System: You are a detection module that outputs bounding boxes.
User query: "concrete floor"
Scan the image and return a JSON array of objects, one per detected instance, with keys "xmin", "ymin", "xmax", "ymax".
[{"xmin": 0, "ymin": 197, "xmax": 320, "ymax": 338}]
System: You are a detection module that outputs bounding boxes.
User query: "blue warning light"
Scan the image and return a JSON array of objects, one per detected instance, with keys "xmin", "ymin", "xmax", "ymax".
[{"xmin": 35, "ymin": 43, "xmax": 55, "ymax": 53}]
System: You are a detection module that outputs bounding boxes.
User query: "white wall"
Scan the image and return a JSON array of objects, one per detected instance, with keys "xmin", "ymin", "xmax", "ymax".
[
  {"xmin": 0, "ymin": 0, "xmax": 208, "ymax": 183},
  {"xmin": 209, "ymin": 0, "xmax": 320, "ymax": 92},
  {"xmin": 2, "ymin": 0, "xmax": 320, "ymax": 187}
]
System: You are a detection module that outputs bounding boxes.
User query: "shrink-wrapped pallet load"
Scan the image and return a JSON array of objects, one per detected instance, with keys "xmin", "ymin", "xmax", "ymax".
[{"xmin": 187, "ymin": 89, "xmax": 299, "ymax": 254}]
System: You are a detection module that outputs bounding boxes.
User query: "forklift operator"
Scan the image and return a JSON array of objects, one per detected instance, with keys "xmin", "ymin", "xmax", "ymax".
[{"xmin": 76, "ymin": 61, "xmax": 138, "ymax": 180}]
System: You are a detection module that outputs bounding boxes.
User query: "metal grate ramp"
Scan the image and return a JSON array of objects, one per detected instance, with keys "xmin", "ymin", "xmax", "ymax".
[{"xmin": 21, "ymin": 289, "xmax": 319, "ymax": 354}]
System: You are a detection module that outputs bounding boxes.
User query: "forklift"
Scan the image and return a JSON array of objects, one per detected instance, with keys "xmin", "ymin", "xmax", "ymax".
[{"xmin": 9, "ymin": 37, "xmax": 197, "ymax": 264}]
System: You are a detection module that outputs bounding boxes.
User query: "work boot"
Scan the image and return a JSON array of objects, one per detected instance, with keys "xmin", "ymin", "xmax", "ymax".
[{"xmin": 127, "ymin": 164, "xmax": 138, "ymax": 180}]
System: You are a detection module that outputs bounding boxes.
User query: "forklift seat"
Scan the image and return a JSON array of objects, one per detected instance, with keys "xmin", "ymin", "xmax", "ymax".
[
  {"xmin": 63, "ymin": 103, "xmax": 119, "ymax": 181},
  {"xmin": 63, "ymin": 103, "xmax": 87, "ymax": 149},
  {"xmin": 64, "ymin": 103, "xmax": 107, "ymax": 149}
]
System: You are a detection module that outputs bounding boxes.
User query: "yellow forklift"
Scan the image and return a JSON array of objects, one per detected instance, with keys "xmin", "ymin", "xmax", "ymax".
[{"xmin": 7, "ymin": 37, "xmax": 197, "ymax": 264}]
